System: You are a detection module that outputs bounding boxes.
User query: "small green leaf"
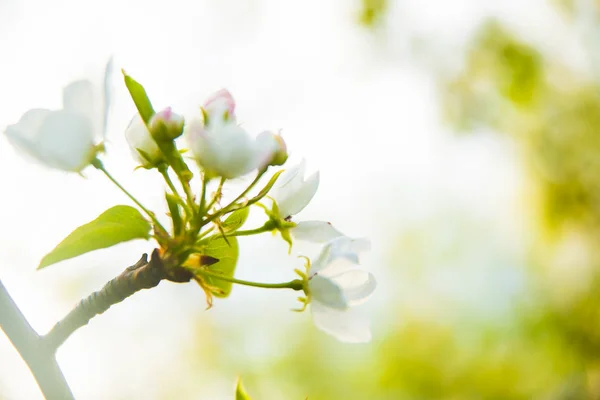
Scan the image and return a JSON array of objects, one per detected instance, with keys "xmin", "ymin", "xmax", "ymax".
[
  {"xmin": 236, "ymin": 378, "xmax": 252, "ymax": 400},
  {"xmin": 222, "ymin": 207, "xmax": 250, "ymax": 233},
  {"xmin": 122, "ymin": 71, "xmax": 155, "ymax": 124},
  {"xmin": 255, "ymin": 170, "xmax": 284, "ymax": 201},
  {"xmin": 39, "ymin": 205, "xmax": 151, "ymax": 269},
  {"xmin": 165, "ymin": 193, "xmax": 183, "ymax": 235},
  {"xmin": 200, "ymin": 235, "xmax": 239, "ymax": 297},
  {"xmin": 135, "ymin": 148, "xmax": 158, "ymax": 167}
]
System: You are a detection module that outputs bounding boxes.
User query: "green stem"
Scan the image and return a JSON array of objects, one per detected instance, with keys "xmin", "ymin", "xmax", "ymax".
[
  {"xmin": 204, "ymin": 172, "xmax": 264, "ymax": 226},
  {"xmin": 92, "ymin": 159, "xmax": 167, "ymax": 232},
  {"xmin": 199, "ymin": 175, "xmax": 208, "ymax": 215},
  {"xmin": 229, "ymin": 172, "xmax": 263, "ymax": 209},
  {"xmin": 180, "ymin": 178, "xmax": 196, "ymax": 211},
  {"xmin": 159, "ymin": 165, "xmax": 181, "ymax": 197},
  {"xmin": 159, "ymin": 165, "xmax": 193, "ymax": 218},
  {"xmin": 156, "ymin": 141, "xmax": 195, "ymax": 208},
  {"xmin": 227, "ymin": 222, "xmax": 274, "ymax": 237},
  {"xmin": 205, "ymin": 177, "xmax": 225, "ymax": 212},
  {"xmin": 160, "ymin": 142, "xmax": 195, "ymax": 211},
  {"xmin": 197, "ymin": 227, "xmax": 214, "ymax": 240},
  {"xmin": 195, "ymin": 269, "xmax": 303, "ymax": 290}
]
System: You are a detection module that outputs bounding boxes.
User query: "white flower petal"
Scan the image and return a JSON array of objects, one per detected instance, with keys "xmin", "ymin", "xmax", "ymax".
[
  {"xmin": 4, "ymin": 110, "xmax": 52, "ymax": 165},
  {"xmin": 347, "ymin": 238, "xmax": 371, "ymax": 254},
  {"xmin": 312, "ymin": 257, "xmax": 354, "ymax": 276},
  {"xmin": 211, "ymin": 125, "xmax": 257, "ymax": 177},
  {"xmin": 204, "ymin": 89, "xmax": 236, "ymax": 123},
  {"xmin": 61, "ymin": 57, "xmax": 113, "ymax": 139},
  {"xmin": 309, "ymin": 275, "xmax": 347, "ymax": 310},
  {"xmin": 7, "ymin": 109, "xmax": 95, "ymax": 172},
  {"xmin": 5, "ymin": 108, "xmax": 51, "ymax": 140},
  {"xmin": 311, "ymin": 301, "xmax": 372, "ymax": 343},
  {"xmin": 279, "ymin": 159, "xmax": 305, "ymax": 186},
  {"xmin": 329, "ymin": 269, "xmax": 376, "ymax": 306},
  {"xmin": 272, "ymin": 160, "xmax": 305, "ymax": 200},
  {"xmin": 309, "ymin": 240, "xmax": 347, "ymax": 275},
  {"xmin": 186, "ymin": 118, "xmax": 210, "ymax": 161},
  {"xmin": 283, "ymin": 171, "xmax": 319, "ymax": 216},
  {"xmin": 62, "ymin": 80, "xmax": 95, "ymax": 122},
  {"xmin": 35, "ymin": 110, "xmax": 95, "ymax": 171},
  {"xmin": 187, "ymin": 118, "xmax": 259, "ymax": 179},
  {"xmin": 292, "ymin": 221, "xmax": 344, "ymax": 243},
  {"xmin": 101, "ymin": 57, "xmax": 114, "ymax": 138},
  {"xmin": 329, "ymin": 237, "xmax": 371, "ymax": 263},
  {"xmin": 125, "ymin": 114, "xmax": 162, "ymax": 167},
  {"xmin": 273, "ymin": 162, "xmax": 319, "ymax": 218},
  {"xmin": 309, "ymin": 237, "xmax": 370, "ymax": 274}
]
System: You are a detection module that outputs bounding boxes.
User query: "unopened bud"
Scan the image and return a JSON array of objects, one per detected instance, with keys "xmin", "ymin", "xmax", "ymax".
[
  {"xmin": 257, "ymin": 131, "xmax": 288, "ymax": 168},
  {"xmin": 125, "ymin": 114, "xmax": 164, "ymax": 168},
  {"xmin": 149, "ymin": 107, "xmax": 185, "ymax": 141}
]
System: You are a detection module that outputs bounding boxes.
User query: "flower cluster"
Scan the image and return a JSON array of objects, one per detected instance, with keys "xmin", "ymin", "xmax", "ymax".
[{"xmin": 3, "ymin": 62, "xmax": 377, "ymax": 343}]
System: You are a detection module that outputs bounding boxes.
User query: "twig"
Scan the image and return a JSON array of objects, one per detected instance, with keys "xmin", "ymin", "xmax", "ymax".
[
  {"xmin": 0, "ymin": 280, "xmax": 74, "ymax": 399},
  {"xmin": 43, "ymin": 251, "xmax": 168, "ymax": 351}
]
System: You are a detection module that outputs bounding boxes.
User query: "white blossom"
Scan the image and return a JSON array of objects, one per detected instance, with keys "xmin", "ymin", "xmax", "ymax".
[
  {"xmin": 271, "ymin": 160, "xmax": 343, "ymax": 243},
  {"xmin": 4, "ymin": 59, "xmax": 113, "ymax": 172},
  {"xmin": 306, "ymin": 236, "xmax": 376, "ymax": 343},
  {"xmin": 271, "ymin": 160, "xmax": 319, "ymax": 218},
  {"xmin": 186, "ymin": 89, "xmax": 278, "ymax": 179}
]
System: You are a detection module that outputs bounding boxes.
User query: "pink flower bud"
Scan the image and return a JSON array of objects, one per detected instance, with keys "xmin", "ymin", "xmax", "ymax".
[
  {"xmin": 148, "ymin": 107, "xmax": 185, "ymax": 141},
  {"xmin": 203, "ymin": 89, "xmax": 236, "ymax": 124}
]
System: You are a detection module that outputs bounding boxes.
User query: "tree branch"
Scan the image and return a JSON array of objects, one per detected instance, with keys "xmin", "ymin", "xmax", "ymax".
[
  {"xmin": 0, "ymin": 280, "xmax": 74, "ymax": 400},
  {"xmin": 43, "ymin": 250, "xmax": 168, "ymax": 351},
  {"xmin": 1, "ymin": 250, "xmax": 193, "ymax": 399}
]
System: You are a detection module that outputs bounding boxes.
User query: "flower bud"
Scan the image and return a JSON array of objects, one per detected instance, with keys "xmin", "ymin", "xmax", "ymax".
[
  {"xmin": 148, "ymin": 107, "xmax": 184, "ymax": 141},
  {"xmin": 203, "ymin": 89, "xmax": 236, "ymax": 124},
  {"xmin": 186, "ymin": 117, "xmax": 259, "ymax": 179},
  {"xmin": 125, "ymin": 114, "xmax": 164, "ymax": 168},
  {"xmin": 186, "ymin": 89, "xmax": 279, "ymax": 179},
  {"xmin": 256, "ymin": 131, "xmax": 288, "ymax": 168}
]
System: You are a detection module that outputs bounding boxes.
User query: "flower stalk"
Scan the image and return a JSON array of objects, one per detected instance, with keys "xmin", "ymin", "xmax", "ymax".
[
  {"xmin": 193, "ymin": 268, "xmax": 304, "ymax": 291},
  {"xmin": 92, "ymin": 158, "xmax": 167, "ymax": 233}
]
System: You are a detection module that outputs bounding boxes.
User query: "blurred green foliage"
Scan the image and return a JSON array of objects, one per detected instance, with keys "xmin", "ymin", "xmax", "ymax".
[
  {"xmin": 271, "ymin": 7, "xmax": 600, "ymax": 400},
  {"xmin": 439, "ymin": 8, "xmax": 600, "ymax": 400},
  {"xmin": 358, "ymin": 0, "xmax": 388, "ymax": 28},
  {"xmin": 180, "ymin": 4, "xmax": 600, "ymax": 399},
  {"xmin": 443, "ymin": 18, "xmax": 600, "ymax": 236}
]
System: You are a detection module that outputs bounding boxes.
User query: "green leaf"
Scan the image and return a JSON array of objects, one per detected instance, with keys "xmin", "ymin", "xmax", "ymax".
[
  {"xmin": 254, "ymin": 170, "xmax": 284, "ymax": 202},
  {"xmin": 38, "ymin": 205, "xmax": 151, "ymax": 269},
  {"xmin": 165, "ymin": 193, "xmax": 183, "ymax": 235},
  {"xmin": 122, "ymin": 71, "xmax": 155, "ymax": 124},
  {"xmin": 236, "ymin": 378, "xmax": 252, "ymax": 400},
  {"xmin": 222, "ymin": 207, "xmax": 250, "ymax": 233},
  {"xmin": 200, "ymin": 235, "xmax": 239, "ymax": 297}
]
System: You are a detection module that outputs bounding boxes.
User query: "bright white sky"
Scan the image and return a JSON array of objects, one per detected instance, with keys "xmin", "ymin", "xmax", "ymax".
[{"xmin": 0, "ymin": 0, "xmax": 580, "ymax": 398}]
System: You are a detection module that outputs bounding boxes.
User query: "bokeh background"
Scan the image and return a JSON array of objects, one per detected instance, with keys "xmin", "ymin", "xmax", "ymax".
[{"xmin": 1, "ymin": 0, "xmax": 598, "ymax": 398}]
